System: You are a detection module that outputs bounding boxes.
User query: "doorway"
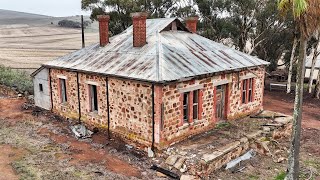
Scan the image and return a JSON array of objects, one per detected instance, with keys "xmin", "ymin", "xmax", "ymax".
[{"xmin": 215, "ymin": 84, "xmax": 227, "ymax": 121}]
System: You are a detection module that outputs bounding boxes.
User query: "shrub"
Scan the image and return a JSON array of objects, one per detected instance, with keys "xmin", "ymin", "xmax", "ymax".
[
  {"xmin": 0, "ymin": 65, "xmax": 33, "ymax": 94},
  {"xmin": 58, "ymin": 19, "xmax": 91, "ymax": 29}
]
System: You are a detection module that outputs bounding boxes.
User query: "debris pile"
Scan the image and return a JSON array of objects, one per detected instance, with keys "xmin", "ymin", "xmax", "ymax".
[{"xmin": 70, "ymin": 124, "xmax": 94, "ymax": 139}]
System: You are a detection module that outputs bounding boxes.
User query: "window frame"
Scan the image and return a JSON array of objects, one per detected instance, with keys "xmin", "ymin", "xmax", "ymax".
[
  {"xmin": 59, "ymin": 78, "xmax": 67, "ymax": 103},
  {"xmin": 242, "ymin": 78, "xmax": 254, "ymax": 104},
  {"xmin": 182, "ymin": 92, "xmax": 189, "ymax": 123},
  {"xmin": 89, "ymin": 84, "xmax": 98, "ymax": 112},
  {"xmin": 39, "ymin": 83, "xmax": 43, "ymax": 92},
  {"xmin": 181, "ymin": 89, "xmax": 202, "ymax": 125},
  {"xmin": 193, "ymin": 90, "xmax": 199, "ymax": 121}
]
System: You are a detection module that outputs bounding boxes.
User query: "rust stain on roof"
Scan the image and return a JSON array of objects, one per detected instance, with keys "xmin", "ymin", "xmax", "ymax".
[{"xmin": 42, "ymin": 18, "xmax": 269, "ymax": 82}]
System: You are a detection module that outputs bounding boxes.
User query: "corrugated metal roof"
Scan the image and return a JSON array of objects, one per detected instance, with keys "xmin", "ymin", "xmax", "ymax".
[{"xmin": 43, "ymin": 18, "xmax": 269, "ymax": 82}]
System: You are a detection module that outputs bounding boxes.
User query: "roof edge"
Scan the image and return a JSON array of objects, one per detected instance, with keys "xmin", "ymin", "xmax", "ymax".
[
  {"xmin": 42, "ymin": 64, "xmax": 268, "ymax": 84},
  {"xmin": 30, "ymin": 66, "xmax": 45, "ymax": 77}
]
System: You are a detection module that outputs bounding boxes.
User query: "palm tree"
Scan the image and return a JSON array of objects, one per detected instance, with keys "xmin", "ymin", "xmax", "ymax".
[{"xmin": 278, "ymin": 0, "xmax": 320, "ymax": 179}]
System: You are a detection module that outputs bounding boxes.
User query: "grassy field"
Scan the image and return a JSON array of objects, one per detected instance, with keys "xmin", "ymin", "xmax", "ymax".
[{"xmin": 0, "ymin": 9, "xmax": 99, "ymax": 74}]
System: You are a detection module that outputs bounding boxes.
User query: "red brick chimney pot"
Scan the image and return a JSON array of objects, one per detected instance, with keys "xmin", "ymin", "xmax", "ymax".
[
  {"xmin": 185, "ymin": 16, "xmax": 199, "ymax": 33},
  {"xmin": 97, "ymin": 15, "xmax": 110, "ymax": 47},
  {"xmin": 131, "ymin": 12, "xmax": 148, "ymax": 47}
]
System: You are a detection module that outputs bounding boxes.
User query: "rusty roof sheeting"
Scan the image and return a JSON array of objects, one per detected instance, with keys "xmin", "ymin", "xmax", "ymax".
[{"xmin": 43, "ymin": 18, "xmax": 269, "ymax": 82}]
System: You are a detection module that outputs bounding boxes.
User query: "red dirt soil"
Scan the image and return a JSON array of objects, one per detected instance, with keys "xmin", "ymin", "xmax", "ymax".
[
  {"xmin": 0, "ymin": 145, "xmax": 27, "ymax": 180},
  {"xmin": 0, "ymin": 98, "xmax": 142, "ymax": 179},
  {"xmin": 264, "ymin": 90, "xmax": 320, "ymax": 129}
]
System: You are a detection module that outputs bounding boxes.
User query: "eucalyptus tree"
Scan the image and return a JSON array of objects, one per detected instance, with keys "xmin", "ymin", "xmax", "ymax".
[
  {"xmin": 278, "ymin": 0, "xmax": 320, "ymax": 179},
  {"xmin": 81, "ymin": 0, "xmax": 194, "ymax": 35}
]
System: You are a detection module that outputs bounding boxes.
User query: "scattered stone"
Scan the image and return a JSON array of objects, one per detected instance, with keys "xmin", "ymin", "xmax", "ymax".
[
  {"xmin": 165, "ymin": 155, "xmax": 179, "ymax": 166},
  {"xmin": 276, "ymin": 157, "xmax": 286, "ymax": 163},
  {"xmin": 148, "ymin": 147, "xmax": 155, "ymax": 158},
  {"xmin": 180, "ymin": 164, "xmax": 187, "ymax": 173},
  {"xmin": 179, "ymin": 151, "xmax": 188, "ymax": 156},
  {"xmin": 240, "ymin": 137, "xmax": 248, "ymax": 143},
  {"xmin": 156, "ymin": 172, "xmax": 167, "ymax": 177},
  {"xmin": 246, "ymin": 131, "xmax": 262, "ymax": 139},
  {"xmin": 125, "ymin": 144, "xmax": 133, "ymax": 149},
  {"xmin": 274, "ymin": 117, "xmax": 291, "ymax": 124},
  {"xmin": 18, "ymin": 94, "xmax": 23, "ymax": 98},
  {"xmin": 174, "ymin": 157, "xmax": 186, "ymax": 169},
  {"xmin": 180, "ymin": 174, "xmax": 199, "ymax": 180},
  {"xmin": 263, "ymin": 127, "xmax": 271, "ymax": 133},
  {"xmin": 109, "ymin": 149, "xmax": 117, "ymax": 154}
]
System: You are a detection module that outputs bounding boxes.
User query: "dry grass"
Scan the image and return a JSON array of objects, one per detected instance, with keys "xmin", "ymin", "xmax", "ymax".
[{"xmin": 0, "ymin": 25, "xmax": 99, "ymax": 74}]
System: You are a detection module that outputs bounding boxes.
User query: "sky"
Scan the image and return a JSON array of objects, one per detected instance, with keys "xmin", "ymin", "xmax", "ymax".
[{"xmin": 0, "ymin": 0, "xmax": 90, "ymax": 17}]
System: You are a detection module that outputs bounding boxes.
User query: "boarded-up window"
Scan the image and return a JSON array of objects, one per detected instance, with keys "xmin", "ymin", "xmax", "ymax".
[
  {"xmin": 242, "ymin": 80, "xmax": 247, "ymax": 104},
  {"xmin": 89, "ymin": 85, "xmax": 98, "ymax": 112},
  {"xmin": 60, "ymin": 79, "xmax": 67, "ymax": 103},
  {"xmin": 193, "ymin": 90, "xmax": 199, "ymax": 120},
  {"xmin": 183, "ymin": 92, "xmax": 189, "ymax": 123},
  {"xmin": 248, "ymin": 78, "xmax": 253, "ymax": 102}
]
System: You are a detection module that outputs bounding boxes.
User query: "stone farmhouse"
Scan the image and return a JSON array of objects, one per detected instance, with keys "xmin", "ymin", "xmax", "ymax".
[{"xmin": 32, "ymin": 12, "xmax": 269, "ymax": 150}]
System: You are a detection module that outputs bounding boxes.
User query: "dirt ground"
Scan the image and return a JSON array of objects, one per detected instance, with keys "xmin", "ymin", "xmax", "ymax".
[{"xmin": 0, "ymin": 89, "xmax": 319, "ymax": 180}]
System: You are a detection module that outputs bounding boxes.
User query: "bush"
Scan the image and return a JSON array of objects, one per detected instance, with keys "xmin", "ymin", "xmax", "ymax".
[
  {"xmin": 0, "ymin": 65, "xmax": 33, "ymax": 94},
  {"xmin": 58, "ymin": 19, "xmax": 91, "ymax": 29}
]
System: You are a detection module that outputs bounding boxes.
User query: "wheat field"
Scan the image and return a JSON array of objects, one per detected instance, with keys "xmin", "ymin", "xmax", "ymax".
[{"xmin": 0, "ymin": 25, "xmax": 99, "ymax": 74}]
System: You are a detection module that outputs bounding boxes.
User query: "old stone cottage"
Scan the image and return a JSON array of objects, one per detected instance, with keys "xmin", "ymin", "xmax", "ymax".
[{"xmin": 32, "ymin": 13, "xmax": 269, "ymax": 150}]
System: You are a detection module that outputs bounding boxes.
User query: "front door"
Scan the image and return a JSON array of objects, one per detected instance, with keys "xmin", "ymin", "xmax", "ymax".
[{"xmin": 216, "ymin": 85, "xmax": 226, "ymax": 120}]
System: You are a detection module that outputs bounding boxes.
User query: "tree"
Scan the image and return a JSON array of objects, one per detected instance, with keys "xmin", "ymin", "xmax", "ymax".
[
  {"xmin": 81, "ymin": 0, "xmax": 194, "ymax": 35},
  {"xmin": 196, "ymin": 0, "xmax": 295, "ymax": 72},
  {"xmin": 314, "ymin": 71, "xmax": 320, "ymax": 98},
  {"xmin": 287, "ymin": 34, "xmax": 298, "ymax": 93},
  {"xmin": 278, "ymin": 0, "xmax": 320, "ymax": 179},
  {"xmin": 308, "ymin": 34, "xmax": 320, "ymax": 93}
]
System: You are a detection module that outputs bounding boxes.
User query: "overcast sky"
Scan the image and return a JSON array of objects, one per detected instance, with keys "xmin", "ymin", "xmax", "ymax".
[{"xmin": 0, "ymin": 0, "xmax": 90, "ymax": 17}]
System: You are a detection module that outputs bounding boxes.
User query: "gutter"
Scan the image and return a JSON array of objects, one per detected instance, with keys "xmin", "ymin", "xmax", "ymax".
[
  {"xmin": 106, "ymin": 77, "xmax": 111, "ymax": 139},
  {"xmin": 76, "ymin": 72, "xmax": 81, "ymax": 123},
  {"xmin": 42, "ymin": 64, "xmax": 268, "ymax": 85},
  {"xmin": 49, "ymin": 68, "xmax": 54, "ymax": 111}
]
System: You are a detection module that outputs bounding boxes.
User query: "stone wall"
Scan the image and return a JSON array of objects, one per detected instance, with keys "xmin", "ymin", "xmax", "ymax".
[
  {"xmin": 50, "ymin": 69, "xmax": 154, "ymax": 147},
  {"xmin": 49, "ymin": 67, "xmax": 265, "ymax": 149},
  {"xmin": 50, "ymin": 69, "xmax": 79, "ymax": 120},
  {"xmin": 160, "ymin": 67, "xmax": 265, "ymax": 148},
  {"xmin": 108, "ymin": 78, "xmax": 153, "ymax": 147},
  {"xmin": 228, "ymin": 68, "xmax": 265, "ymax": 120},
  {"xmin": 78, "ymin": 73, "xmax": 108, "ymax": 128}
]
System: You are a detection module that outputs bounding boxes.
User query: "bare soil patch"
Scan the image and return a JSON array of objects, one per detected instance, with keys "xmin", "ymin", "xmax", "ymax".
[
  {"xmin": 264, "ymin": 90, "xmax": 320, "ymax": 129},
  {"xmin": 0, "ymin": 97, "xmax": 154, "ymax": 179},
  {"xmin": 0, "ymin": 144, "xmax": 28, "ymax": 180}
]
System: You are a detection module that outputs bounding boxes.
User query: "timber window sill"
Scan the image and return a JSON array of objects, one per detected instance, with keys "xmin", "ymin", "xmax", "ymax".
[
  {"xmin": 89, "ymin": 111, "xmax": 99, "ymax": 117},
  {"xmin": 60, "ymin": 102, "xmax": 68, "ymax": 107}
]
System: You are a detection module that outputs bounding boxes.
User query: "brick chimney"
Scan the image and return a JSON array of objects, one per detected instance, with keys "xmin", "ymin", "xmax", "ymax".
[
  {"xmin": 185, "ymin": 17, "xmax": 199, "ymax": 33},
  {"xmin": 131, "ymin": 12, "xmax": 148, "ymax": 47},
  {"xmin": 97, "ymin": 15, "xmax": 110, "ymax": 47}
]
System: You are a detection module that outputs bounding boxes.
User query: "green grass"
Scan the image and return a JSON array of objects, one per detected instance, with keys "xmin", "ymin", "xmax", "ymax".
[
  {"xmin": 12, "ymin": 160, "xmax": 38, "ymax": 180},
  {"xmin": 274, "ymin": 171, "xmax": 286, "ymax": 180},
  {"xmin": 0, "ymin": 65, "xmax": 33, "ymax": 93},
  {"xmin": 215, "ymin": 122, "xmax": 231, "ymax": 129},
  {"xmin": 248, "ymin": 175, "xmax": 259, "ymax": 180}
]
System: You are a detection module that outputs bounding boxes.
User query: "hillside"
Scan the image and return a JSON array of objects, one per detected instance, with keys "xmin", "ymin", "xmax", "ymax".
[
  {"xmin": 0, "ymin": 9, "xmax": 98, "ymax": 30},
  {"xmin": 0, "ymin": 9, "xmax": 99, "ymax": 74},
  {"xmin": 0, "ymin": 9, "xmax": 53, "ymax": 25}
]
